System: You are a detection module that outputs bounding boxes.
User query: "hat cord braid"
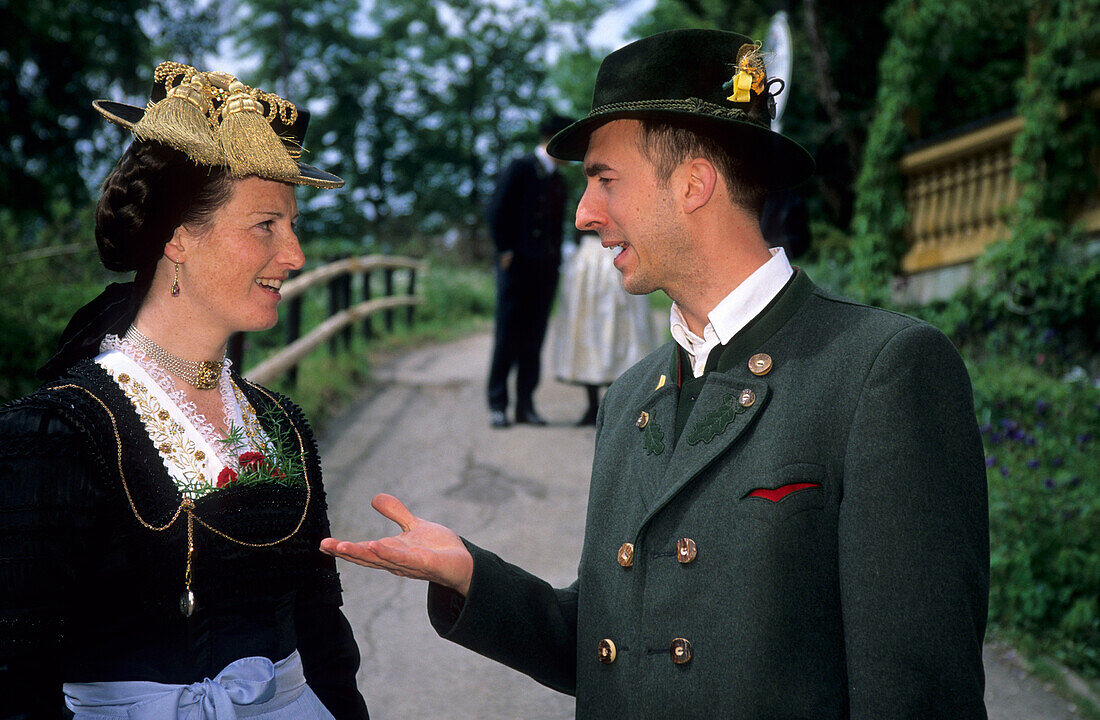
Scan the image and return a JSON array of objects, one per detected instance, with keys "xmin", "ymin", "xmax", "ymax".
[{"xmin": 589, "ymin": 97, "xmax": 763, "ymax": 126}]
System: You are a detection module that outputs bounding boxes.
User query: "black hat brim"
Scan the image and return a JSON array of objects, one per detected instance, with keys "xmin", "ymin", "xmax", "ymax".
[
  {"xmin": 547, "ymin": 111, "xmax": 814, "ymax": 191},
  {"xmin": 93, "ymin": 100, "xmax": 344, "ymax": 189}
]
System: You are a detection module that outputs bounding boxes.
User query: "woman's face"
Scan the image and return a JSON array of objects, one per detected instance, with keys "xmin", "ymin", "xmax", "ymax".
[{"xmin": 174, "ymin": 176, "xmax": 303, "ymax": 338}]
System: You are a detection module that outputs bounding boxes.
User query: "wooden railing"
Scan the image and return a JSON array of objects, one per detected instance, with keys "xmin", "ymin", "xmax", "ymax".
[
  {"xmin": 233, "ymin": 254, "xmax": 426, "ymax": 386},
  {"xmin": 899, "ymin": 98, "xmax": 1100, "ymax": 275}
]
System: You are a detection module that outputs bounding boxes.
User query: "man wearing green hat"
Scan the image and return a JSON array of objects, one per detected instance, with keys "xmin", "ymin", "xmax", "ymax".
[{"xmin": 323, "ymin": 28, "xmax": 988, "ymax": 718}]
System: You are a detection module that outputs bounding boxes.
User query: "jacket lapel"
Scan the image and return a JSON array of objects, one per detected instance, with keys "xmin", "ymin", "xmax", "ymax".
[
  {"xmin": 640, "ymin": 373, "xmax": 771, "ymax": 522},
  {"xmin": 630, "ymin": 362, "xmax": 682, "ymax": 508},
  {"xmin": 634, "ymin": 270, "xmax": 814, "ymax": 528}
]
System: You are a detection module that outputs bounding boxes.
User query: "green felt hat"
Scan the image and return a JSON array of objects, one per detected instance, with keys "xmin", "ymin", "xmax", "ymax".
[{"xmin": 547, "ymin": 29, "xmax": 814, "ymax": 189}]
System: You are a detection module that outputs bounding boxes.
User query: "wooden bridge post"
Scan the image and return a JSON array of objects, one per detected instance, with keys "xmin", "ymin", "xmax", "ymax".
[
  {"xmin": 328, "ymin": 273, "xmax": 342, "ymax": 355},
  {"xmin": 361, "ymin": 269, "xmax": 374, "ymax": 339},
  {"xmin": 406, "ymin": 268, "xmax": 418, "ymax": 327},
  {"xmin": 339, "ymin": 273, "xmax": 352, "ymax": 349},
  {"xmin": 285, "ymin": 295, "xmax": 302, "ymax": 388},
  {"xmin": 384, "ymin": 268, "xmax": 396, "ymax": 333}
]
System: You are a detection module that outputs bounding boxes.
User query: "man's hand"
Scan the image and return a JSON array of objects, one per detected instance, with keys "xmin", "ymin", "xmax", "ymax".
[
  {"xmin": 498, "ymin": 250, "xmax": 514, "ymax": 271},
  {"xmin": 320, "ymin": 494, "xmax": 475, "ymax": 596}
]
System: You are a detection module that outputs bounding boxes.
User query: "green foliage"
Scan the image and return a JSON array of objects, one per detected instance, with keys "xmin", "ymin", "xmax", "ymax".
[
  {"xmin": 970, "ymin": 357, "xmax": 1100, "ymax": 676},
  {"xmin": 235, "ymin": 0, "xmax": 611, "ymax": 258},
  {"xmin": 848, "ymin": 0, "xmax": 1030, "ymax": 301},
  {"xmin": 0, "ymin": 208, "xmax": 114, "ymax": 403},
  {"xmin": 976, "ymin": 0, "xmax": 1100, "ymax": 342},
  {"xmin": 1, "ymin": 0, "xmax": 151, "ymax": 229},
  {"xmin": 415, "ymin": 263, "xmax": 497, "ymax": 329}
]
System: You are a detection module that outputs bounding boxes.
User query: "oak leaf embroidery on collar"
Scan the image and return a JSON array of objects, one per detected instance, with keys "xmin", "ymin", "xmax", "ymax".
[{"xmin": 686, "ymin": 395, "xmax": 748, "ymax": 445}]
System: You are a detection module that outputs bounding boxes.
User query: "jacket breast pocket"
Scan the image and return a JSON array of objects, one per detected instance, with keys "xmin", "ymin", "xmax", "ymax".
[{"xmin": 737, "ymin": 462, "xmax": 827, "ymax": 525}]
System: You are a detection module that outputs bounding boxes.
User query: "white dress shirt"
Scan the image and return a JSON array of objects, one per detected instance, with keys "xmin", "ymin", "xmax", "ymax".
[{"xmin": 670, "ymin": 247, "xmax": 793, "ymax": 378}]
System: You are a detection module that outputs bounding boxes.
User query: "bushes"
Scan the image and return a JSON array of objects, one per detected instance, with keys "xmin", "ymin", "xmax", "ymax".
[
  {"xmin": 0, "ymin": 208, "xmax": 113, "ymax": 403},
  {"xmin": 415, "ymin": 262, "xmax": 496, "ymax": 330},
  {"xmin": 970, "ymin": 356, "xmax": 1100, "ymax": 676}
]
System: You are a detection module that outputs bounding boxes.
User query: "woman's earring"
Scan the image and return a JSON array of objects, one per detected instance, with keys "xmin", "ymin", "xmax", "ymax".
[{"xmin": 171, "ymin": 261, "xmax": 181, "ymax": 297}]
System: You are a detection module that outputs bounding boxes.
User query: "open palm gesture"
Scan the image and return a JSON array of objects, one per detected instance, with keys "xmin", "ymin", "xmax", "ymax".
[{"xmin": 320, "ymin": 493, "xmax": 474, "ymax": 596}]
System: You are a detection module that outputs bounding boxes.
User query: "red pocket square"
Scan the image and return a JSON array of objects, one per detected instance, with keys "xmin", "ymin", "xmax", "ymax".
[{"xmin": 746, "ymin": 482, "xmax": 821, "ymax": 502}]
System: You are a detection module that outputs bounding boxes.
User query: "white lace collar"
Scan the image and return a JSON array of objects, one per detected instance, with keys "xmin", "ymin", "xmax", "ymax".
[{"xmin": 98, "ymin": 333, "xmax": 269, "ymax": 496}]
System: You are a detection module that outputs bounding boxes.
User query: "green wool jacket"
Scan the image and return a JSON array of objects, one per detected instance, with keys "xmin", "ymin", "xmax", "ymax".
[{"xmin": 429, "ymin": 271, "xmax": 989, "ymax": 719}]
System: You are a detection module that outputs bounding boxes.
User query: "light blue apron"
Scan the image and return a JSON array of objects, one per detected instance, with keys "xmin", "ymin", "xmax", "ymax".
[{"xmin": 63, "ymin": 651, "xmax": 335, "ymax": 720}]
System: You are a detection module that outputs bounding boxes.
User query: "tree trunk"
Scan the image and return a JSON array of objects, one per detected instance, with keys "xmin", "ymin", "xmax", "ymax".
[{"xmin": 802, "ymin": 0, "xmax": 862, "ymax": 171}]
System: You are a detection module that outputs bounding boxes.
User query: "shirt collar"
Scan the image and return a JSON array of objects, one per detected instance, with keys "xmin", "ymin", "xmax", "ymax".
[{"xmin": 669, "ymin": 247, "xmax": 793, "ymax": 377}]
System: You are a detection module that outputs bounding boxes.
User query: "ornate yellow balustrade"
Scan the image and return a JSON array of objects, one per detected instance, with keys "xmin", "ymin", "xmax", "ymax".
[
  {"xmin": 899, "ymin": 116, "xmax": 1023, "ymax": 273},
  {"xmin": 899, "ymin": 99, "xmax": 1100, "ymax": 275}
]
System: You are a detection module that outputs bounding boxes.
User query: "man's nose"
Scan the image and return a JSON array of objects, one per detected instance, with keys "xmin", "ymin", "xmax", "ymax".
[{"xmin": 575, "ymin": 186, "xmax": 603, "ymax": 230}]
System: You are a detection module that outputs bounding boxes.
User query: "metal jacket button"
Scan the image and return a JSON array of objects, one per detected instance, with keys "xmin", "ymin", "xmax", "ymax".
[
  {"xmin": 738, "ymin": 388, "xmax": 756, "ymax": 408},
  {"xmin": 670, "ymin": 638, "xmax": 692, "ymax": 664},
  {"xmin": 617, "ymin": 543, "xmax": 634, "ymax": 568},
  {"xmin": 597, "ymin": 638, "xmax": 617, "ymax": 664},
  {"xmin": 636, "ymin": 411, "xmax": 649, "ymax": 429},
  {"xmin": 676, "ymin": 538, "xmax": 697, "ymax": 564},
  {"xmin": 748, "ymin": 353, "xmax": 773, "ymax": 376}
]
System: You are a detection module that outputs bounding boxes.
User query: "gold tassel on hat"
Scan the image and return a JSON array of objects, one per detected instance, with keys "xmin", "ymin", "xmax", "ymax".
[
  {"xmin": 215, "ymin": 81, "xmax": 299, "ymax": 180},
  {"xmin": 133, "ymin": 64, "xmax": 222, "ymax": 165}
]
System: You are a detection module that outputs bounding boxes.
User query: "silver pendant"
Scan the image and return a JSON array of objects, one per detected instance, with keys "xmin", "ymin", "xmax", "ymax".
[{"xmin": 180, "ymin": 590, "xmax": 196, "ymax": 617}]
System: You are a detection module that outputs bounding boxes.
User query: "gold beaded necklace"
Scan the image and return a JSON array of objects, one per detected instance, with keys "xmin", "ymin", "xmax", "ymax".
[{"xmin": 124, "ymin": 325, "xmax": 224, "ymax": 391}]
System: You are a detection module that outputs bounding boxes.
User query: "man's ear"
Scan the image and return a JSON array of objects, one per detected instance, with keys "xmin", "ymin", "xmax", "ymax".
[{"xmin": 682, "ymin": 158, "xmax": 717, "ymax": 214}]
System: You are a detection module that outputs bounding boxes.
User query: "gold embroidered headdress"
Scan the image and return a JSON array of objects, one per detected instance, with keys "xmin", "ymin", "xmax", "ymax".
[{"xmin": 94, "ymin": 61, "xmax": 343, "ymax": 189}]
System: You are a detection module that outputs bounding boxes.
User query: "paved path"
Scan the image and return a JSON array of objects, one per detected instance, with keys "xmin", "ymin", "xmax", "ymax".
[{"xmin": 318, "ymin": 330, "xmax": 1083, "ymax": 719}]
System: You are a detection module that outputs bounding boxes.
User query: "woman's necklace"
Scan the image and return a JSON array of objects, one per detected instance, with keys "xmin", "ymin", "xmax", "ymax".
[{"xmin": 124, "ymin": 325, "xmax": 224, "ymax": 391}]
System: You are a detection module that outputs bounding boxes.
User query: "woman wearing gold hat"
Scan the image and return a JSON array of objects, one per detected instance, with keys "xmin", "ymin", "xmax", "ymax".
[{"xmin": 0, "ymin": 63, "xmax": 369, "ymax": 719}]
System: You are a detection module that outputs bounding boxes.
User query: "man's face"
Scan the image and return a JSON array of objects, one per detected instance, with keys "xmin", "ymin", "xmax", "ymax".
[{"xmin": 575, "ymin": 120, "xmax": 694, "ymax": 297}]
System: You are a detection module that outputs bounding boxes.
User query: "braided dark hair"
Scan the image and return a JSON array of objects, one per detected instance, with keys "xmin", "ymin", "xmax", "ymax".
[
  {"xmin": 35, "ymin": 142, "xmax": 236, "ymax": 381},
  {"xmin": 95, "ymin": 141, "xmax": 234, "ymax": 284}
]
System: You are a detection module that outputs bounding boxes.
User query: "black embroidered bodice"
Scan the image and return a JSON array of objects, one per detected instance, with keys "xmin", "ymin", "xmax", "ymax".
[{"xmin": 0, "ymin": 359, "xmax": 368, "ymax": 719}]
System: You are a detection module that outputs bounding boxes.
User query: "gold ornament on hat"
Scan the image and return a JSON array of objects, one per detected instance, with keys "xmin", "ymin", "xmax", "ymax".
[
  {"xmin": 130, "ymin": 61, "xmax": 302, "ymax": 181},
  {"xmin": 133, "ymin": 63, "xmax": 222, "ymax": 165},
  {"xmin": 724, "ymin": 42, "xmax": 767, "ymax": 104},
  {"xmin": 213, "ymin": 76, "xmax": 300, "ymax": 181}
]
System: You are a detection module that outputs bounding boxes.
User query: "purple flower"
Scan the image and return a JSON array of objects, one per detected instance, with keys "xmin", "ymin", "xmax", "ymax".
[
  {"xmin": 980, "ymin": 423, "xmax": 993, "ymax": 435},
  {"xmin": 1000, "ymin": 419, "xmax": 1019, "ymax": 430},
  {"xmin": 1078, "ymin": 433, "xmax": 1093, "ymax": 445},
  {"xmin": 1000, "ymin": 467, "xmax": 1011, "ymax": 478},
  {"xmin": 1040, "ymin": 328, "xmax": 1056, "ymax": 343},
  {"xmin": 1035, "ymin": 399, "xmax": 1051, "ymax": 413},
  {"xmin": 990, "ymin": 432, "xmax": 1003, "ymax": 445},
  {"xmin": 1010, "ymin": 429, "xmax": 1027, "ymax": 442},
  {"xmin": 1024, "ymin": 434, "xmax": 1036, "ymax": 446},
  {"xmin": 1027, "ymin": 459, "xmax": 1040, "ymax": 469},
  {"xmin": 1043, "ymin": 478, "xmax": 1056, "ymax": 489},
  {"xmin": 985, "ymin": 455, "xmax": 997, "ymax": 468}
]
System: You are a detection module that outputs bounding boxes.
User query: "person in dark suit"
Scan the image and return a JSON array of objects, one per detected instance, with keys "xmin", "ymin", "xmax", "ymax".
[
  {"xmin": 323, "ymin": 29, "xmax": 989, "ymax": 718},
  {"xmin": 485, "ymin": 114, "xmax": 573, "ymax": 427}
]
